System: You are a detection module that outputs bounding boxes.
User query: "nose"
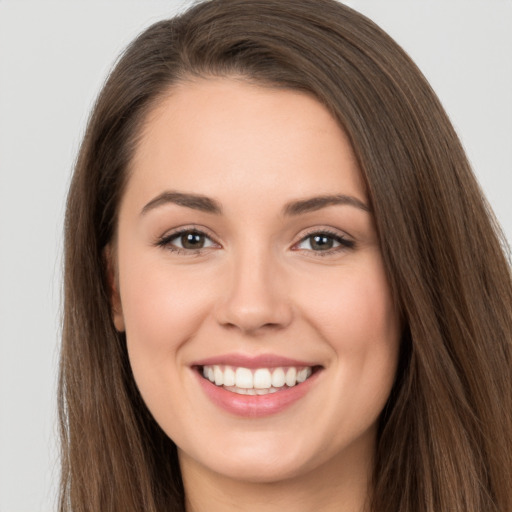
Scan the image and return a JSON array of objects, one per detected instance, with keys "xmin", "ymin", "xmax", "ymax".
[{"xmin": 214, "ymin": 247, "xmax": 293, "ymax": 335}]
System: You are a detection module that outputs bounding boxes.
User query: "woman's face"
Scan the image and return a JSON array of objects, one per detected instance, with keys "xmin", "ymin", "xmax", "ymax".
[{"xmin": 111, "ymin": 78, "xmax": 400, "ymax": 483}]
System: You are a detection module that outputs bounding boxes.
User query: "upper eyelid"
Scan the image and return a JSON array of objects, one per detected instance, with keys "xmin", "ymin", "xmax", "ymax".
[
  {"xmin": 160, "ymin": 225, "xmax": 219, "ymax": 242},
  {"xmin": 290, "ymin": 227, "xmax": 356, "ymax": 255},
  {"xmin": 154, "ymin": 227, "xmax": 221, "ymax": 254},
  {"xmin": 293, "ymin": 226, "xmax": 353, "ymax": 243},
  {"xmin": 156, "ymin": 225, "xmax": 353, "ymax": 249}
]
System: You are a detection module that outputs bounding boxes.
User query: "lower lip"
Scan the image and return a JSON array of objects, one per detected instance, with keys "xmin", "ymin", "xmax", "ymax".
[{"xmin": 194, "ymin": 369, "xmax": 321, "ymax": 417}]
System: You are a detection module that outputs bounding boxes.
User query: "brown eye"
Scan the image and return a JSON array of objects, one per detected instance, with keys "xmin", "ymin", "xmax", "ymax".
[
  {"xmin": 295, "ymin": 232, "xmax": 354, "ymax": 252},
  {"xmin": 310, "ymin": 235, "xmax": 334, "ymax": 250},
  {"xmin": 158, "ymin": 229, "xmax": 217, "ymax": 252},
  {"xmin": 180, "ymin": 231, "xmax": 206, "ymax": 249}
]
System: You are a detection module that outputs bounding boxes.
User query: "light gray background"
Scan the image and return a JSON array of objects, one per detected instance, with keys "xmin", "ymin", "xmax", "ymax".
[{"xmin": 0, "ymin": 1, "xmax": 511, "ymax": 511}]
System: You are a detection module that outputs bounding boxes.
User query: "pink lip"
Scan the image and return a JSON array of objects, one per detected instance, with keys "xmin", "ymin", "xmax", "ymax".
[
  {"xmin": 192, "ymin": 353, "xmax": 318, "ymax": 369},
  {"xmin": 193, "ymin": 366, "xmax": 322, "ymax": 418}
]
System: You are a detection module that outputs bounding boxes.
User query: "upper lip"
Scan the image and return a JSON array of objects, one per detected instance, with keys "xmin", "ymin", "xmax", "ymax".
[{"xmin": 192, "ymin": 353, "xmax": 320, "ymax": 369}]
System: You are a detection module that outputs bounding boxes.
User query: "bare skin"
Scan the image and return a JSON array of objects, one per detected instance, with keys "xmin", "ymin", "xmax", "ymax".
[
  {"xmin": 110, "ymin": 78, "xmax": 400, "ymax": 511},
  {"xmin": 181, "ymin": 426, "xmax": 374, "ymax": 512}
]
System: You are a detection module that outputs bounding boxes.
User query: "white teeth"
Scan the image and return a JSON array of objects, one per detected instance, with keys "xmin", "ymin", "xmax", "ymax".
[
  {"xmin": 271, "ymin": 368, "xmax": 286, "ymax": 388},
  {"xmin": 223, "ymin": 367, "xmax": 235, "ymax": 387},
  {"xmin": 253, "ymin": 368, "xmax": 272, "ymax": 389},
  {"xmin": 297, "ymin": 367, "xmax": 312, "ymax": 383},
  {"xmin": 285, "ymin": 367, "xmax": 297, "ymax": 387},
  {"xmin": 202, "ymin": 364, "xmax": 315, "ymax": 391},
  {"xmin": 235, "ymin": 367, "xmax": 253, "ymax": 389},
  {"xmin": 224, "ymin": 386, "xmax": 281, "ymax": 395},
  {"xmin": 214, "ymin": 366, "xmax": 223, "ymax": 386}
]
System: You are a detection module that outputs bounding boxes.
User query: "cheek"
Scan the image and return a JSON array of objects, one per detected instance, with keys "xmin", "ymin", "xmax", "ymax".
[
  {"xmin": 118, "ymin": 254, "xmax": 217, "ymax": 391},
  {"xmin": 297, "ymin": 256, "xmax": 400, "ymax": 413},
  {"xmin": 299, "ymin": 257, "xmax": 399, "ymax": 350},
  {"xmin": 120, "ymin": 248, "xmax": 216, "ymax": 336}
]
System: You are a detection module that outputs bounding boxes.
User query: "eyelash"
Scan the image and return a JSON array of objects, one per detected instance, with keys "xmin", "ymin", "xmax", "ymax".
[
  {"xmin": 293, "ymin": 228, "xmax": 355, "ymax": 256},
  {"xmin": 155, "ymin": 227, "xmax": 355, "ymax": 256},
  {"xmin": 155, "ymin": 226, "xmax": 218, "ymax": 256}
]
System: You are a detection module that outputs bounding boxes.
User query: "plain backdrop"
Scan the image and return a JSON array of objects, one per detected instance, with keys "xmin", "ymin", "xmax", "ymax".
[{"xmin": 0, "ymin": 1, "xmax": 511, "ymax": 511}]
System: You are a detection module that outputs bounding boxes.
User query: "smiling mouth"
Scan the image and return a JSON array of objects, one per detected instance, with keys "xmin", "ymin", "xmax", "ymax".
[{"xmin": 197, "ymin": 365, "xmax": 321, "ymax": 395}]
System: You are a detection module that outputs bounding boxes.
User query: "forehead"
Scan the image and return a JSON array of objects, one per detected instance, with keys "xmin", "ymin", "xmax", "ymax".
[{"xmin": 124, "ymin": 78, "xmax": 367, "ymax": 213}]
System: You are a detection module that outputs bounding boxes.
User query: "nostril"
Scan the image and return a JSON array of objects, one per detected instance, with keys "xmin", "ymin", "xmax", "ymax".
[{"xmin": 221, "ymin": 321, "xmax": 287, "ymax": 336}]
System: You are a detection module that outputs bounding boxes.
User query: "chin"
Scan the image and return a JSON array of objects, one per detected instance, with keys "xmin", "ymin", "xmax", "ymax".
[{"xmin": 178, "ymin": 432, "xmax": 328, "ymax": 484}]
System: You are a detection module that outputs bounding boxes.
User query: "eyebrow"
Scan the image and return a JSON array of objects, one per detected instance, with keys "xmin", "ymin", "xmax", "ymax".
[
  {"xmin": 283, "ymin": 194, "xmax": 370, "ymax": 216},
  {"xmin": 141, "ymin": 191, "xmax": 222, "ymax": 215},
  {"xmin": 140, "ymin": 190, "xmax": 370, "ymax": 216}
]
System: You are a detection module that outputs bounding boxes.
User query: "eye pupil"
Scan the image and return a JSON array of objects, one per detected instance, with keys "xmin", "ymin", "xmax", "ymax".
[
  {"xmin": 181, "ymin": 232, "xmax": 204, "ymax": 249},
  {"xmin": 311, "ymin": 235, "xmax": 333, "ymax": 250}
]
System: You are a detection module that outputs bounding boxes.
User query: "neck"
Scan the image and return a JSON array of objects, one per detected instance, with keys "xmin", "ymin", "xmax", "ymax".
[{"xmin": 179, "ymin": 435, "xmax": 374, "ymax": 512}]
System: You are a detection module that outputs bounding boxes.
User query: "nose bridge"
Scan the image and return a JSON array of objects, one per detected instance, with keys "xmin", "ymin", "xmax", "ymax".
[{"xmin": 216, "ymin": 239, "xmax": 292, "ymax": 333}]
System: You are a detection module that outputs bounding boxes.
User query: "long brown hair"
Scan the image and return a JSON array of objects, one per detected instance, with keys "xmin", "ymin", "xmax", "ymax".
[{"xmin": 60, "ymin": 1, "xmax": 512, "ymax": 510}]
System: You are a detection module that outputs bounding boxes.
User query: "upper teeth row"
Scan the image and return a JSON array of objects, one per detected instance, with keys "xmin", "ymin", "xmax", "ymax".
[{"xmin": 202, "ymin": 365, "xmax": 312, "ymax": 389}]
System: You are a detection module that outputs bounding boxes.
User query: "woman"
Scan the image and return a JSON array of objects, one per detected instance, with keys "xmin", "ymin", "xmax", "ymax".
[{"xmin": 59, "ymin": 0, "xmax": 512, "ymax": 510}]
